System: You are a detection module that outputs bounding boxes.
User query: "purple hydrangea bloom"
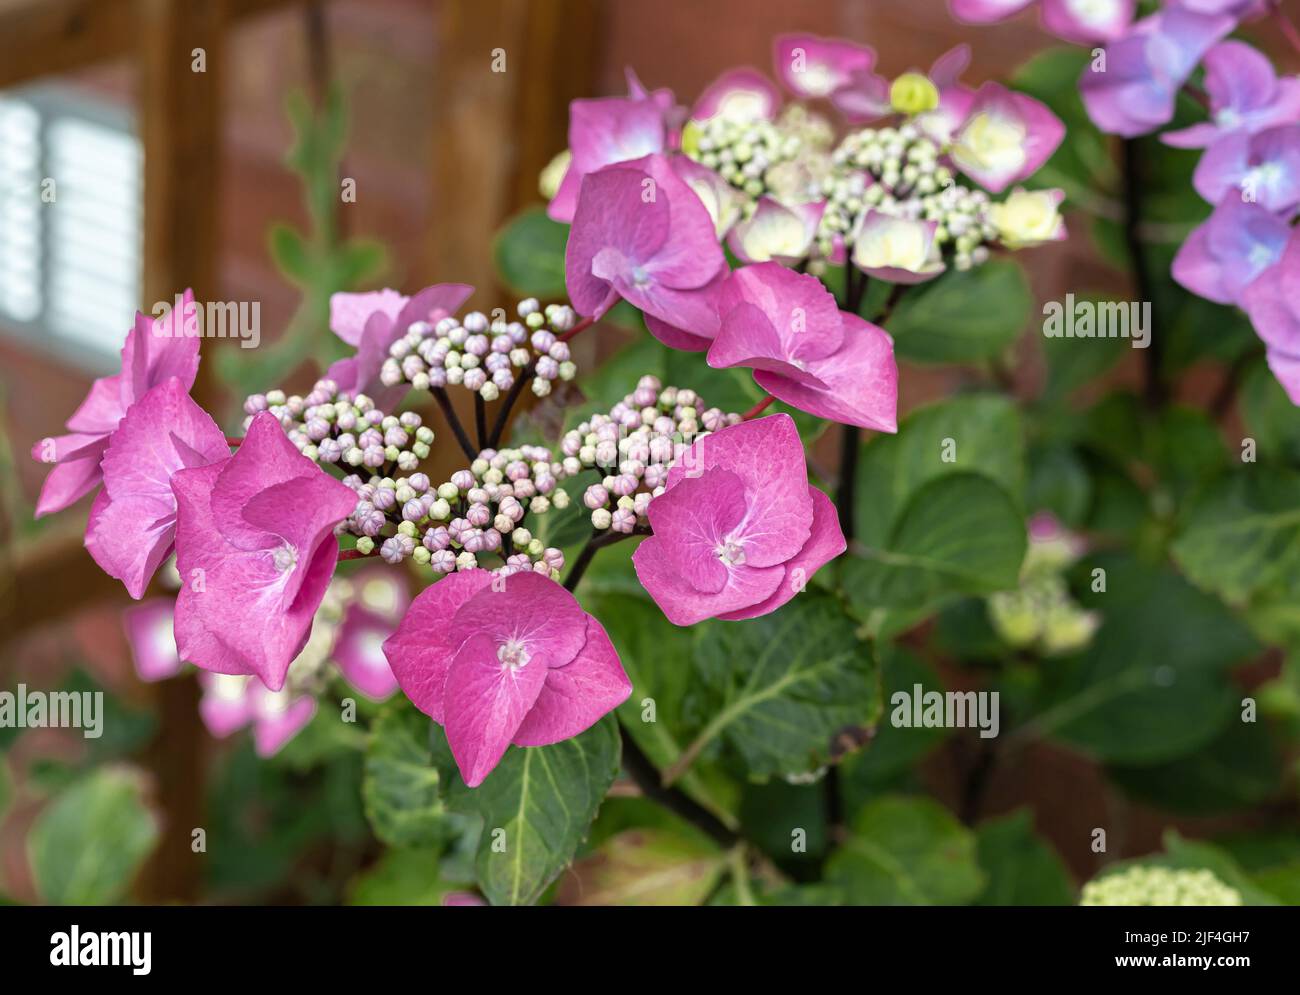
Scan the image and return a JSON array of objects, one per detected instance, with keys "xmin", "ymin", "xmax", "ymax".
[
  {"xmin": 383, "ymin": 570, "xmax": 632, "ymax": 787},
  {"xmin": 31, "ymin": 289, "xmax": 201, "ymax": 517},
  {"xmin": 1193, "ymin": 126, "xmax": 1300, "ymax": 214},
  {"xmin": 1171, "ymin": 195, "xmax": 1290, "ymax": 305},
  {"xmin": 566, "ymin": 153, "xmax": 727, "ymax": 351},
  {"xmin": 84, "ymin": 378, "xmax": 230, "ymax": 599},
  {"xmin": 1242, "ymin": 228, "xmax": 1300, "ymax": 403},
  {"xmin": 171, "ymin": 411, "xmax": 359, "ymax": 692},
  {"xmin": 952, "ymin": 0, "xmax": 1134, "ymax": 43},
  {"xmin": 633, "ymin": 414, "xmax": 846, "ymax": 625},
  {"xmin": 1164, "ymin": 42, "xmax": 1300, "ymax": 148},
  {"xmin": 708, "ymin": 263, "xmax": 898, "ymax": 432},
  {"xmin": 1079, "ymin": 7, "xmax": 1234, "ymax": 138},
  {"xmin": 327, "ymin": 283, "xmax": 474, "ymax": 409},
  {"xmin": 949, "ymin": 0, "xmax": 1036, "ymax": 22}
]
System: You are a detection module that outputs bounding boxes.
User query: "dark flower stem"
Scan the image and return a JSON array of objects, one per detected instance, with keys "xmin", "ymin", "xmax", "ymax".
[
  {"xmin": 557, "ymin": 314, "xmax": 596, "ymax": 343},
  {"xmin": 562, "ymin": 527, "xmax": 648, "ymax": 592},
  {"xmin": 338, "ymin": 547, "xmax": 378, "ymax": 561},
  {"xmin": 225, "ymin": 436, "xmax": 243, "ymax": 447},
  {"xmin": 474, "ymin": 393, "xmax": 488, "ymax": 451},
  {"xmin": 834, "ymin": 265, "xmax": 871, "ymax": 546},
  {"xmin": 563, "ymin": 529, "xmax": 741, "ymax": 848},
  {"xmin": 486, "ymin": 363, "xmax": 534, "ymax": 450},
  {"xmin": 431, "ymin": 387, "xmax": 478, "ymax": 461},
  {"xmin": 1121, "ymin": 138, "xmax": 1165, "ymax": 409}
]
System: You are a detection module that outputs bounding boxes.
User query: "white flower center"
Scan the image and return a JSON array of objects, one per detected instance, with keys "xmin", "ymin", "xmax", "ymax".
[
  {"xmin": 272, "ymin": 544, "xmax": 298, "ymax": 573},
  {"xmin": 715, "ymin": 537, "xmax": 746, "ymax": 566},
  {"xmin": 498, "ymin": 638, "xmax": 531, "ymax": 671}
]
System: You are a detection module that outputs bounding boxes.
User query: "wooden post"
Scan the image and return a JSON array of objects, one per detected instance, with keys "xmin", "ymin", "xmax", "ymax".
[{"xmin": 133, "ymin": 0, "xmax": 229, "ymax": 904}]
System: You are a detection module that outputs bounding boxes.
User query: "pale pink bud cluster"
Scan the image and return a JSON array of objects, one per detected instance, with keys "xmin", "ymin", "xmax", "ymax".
[
  {"xmin": 341, "ymin": 444, "xmax": 573, "ymax": 579},
  {"xmin": 561, "ymin": 374, "xmax": 741, "ymax": 534},
  {"xmin": 244, "ymin": 379, "xmax": 433, "ymax": 473},
  {"xmin": 379, "ymin": 298, "xmax": 579, "ymax": 403}
]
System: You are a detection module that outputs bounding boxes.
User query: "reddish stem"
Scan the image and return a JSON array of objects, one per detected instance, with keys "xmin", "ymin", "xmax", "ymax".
[
  {"xmin": 558, "ymin": 314, "xmax": 596, "ymax": 343},
  {"xmin": 225, "ymin": 436, "xmax": 242, "ymax": 447},
  {"xmin": 742, "ymin": 394, "xmax": 776, "ymax": 420},
  {"xmin": 339, "ymin": 547, "xmax": 378, "ymax": 561},
  {"xmin": 1272, "ymin": 1, "xmax": 1300, "ymax": 57}
]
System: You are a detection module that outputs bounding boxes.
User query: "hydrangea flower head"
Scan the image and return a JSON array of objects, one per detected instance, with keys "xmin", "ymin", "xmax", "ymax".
[
  {"xmin": 1164, "ymin": 42, "xmax": 1300, "ymax": 148},
  {"xmin": 123, "ymin": 598, "xmax": 184, "ymax": 682},
  {"xmin": 690, "ymin": 68, "xmax": 781, "ymax": 125},
  {"xmin": 708, "ymin": 263, "xmax": 898, "ymax": 432},
  {"xmin": 773, "ymin": 34, "xmax": 876, "ymax": 100},
  {"xmin": 566, "ymin": 153, "xmax": 727, "ymax": 351},
  {"xmin": 1079, "ymin": 6, "xmax": 1234, "ymax": 138},
  {"xmin": 547, "ymin": 90, "xmax": 671, "ymax": 223},
  {"xmin": 198, "ymin": 672, "xmax": 317, "ymax": 757},
  {"xmin": 949, "ymin": 82, "xmax": 1066, "ymax": 193},
  {"xmin": 1242, "ymin": 227, "xmax": 1300, "ymax": 403},
  {"xmin": 384, "ymin": 570, "xmax": 632, "ymax": 787},
  {"xmin": 851, "ymin": 212, "xmax": 946, "ymax": 283},
  {"xmin": 327, "ymin": 283, "xmax": 474, "ymax": 410},
  {"xmin": 1080, "ymin": 865, "xmax": 1242, "ymax": 906},
  {"xmin": 1193, "ymin": 125, "xmax": 1300, "ymax": 214},
  {"xmin": 633, "ymin": 414, "xmax": 846, "ymax": 625},
  {"xmin": 84, "ymin": 378, "xmax": 229, "ymax": 599},
  {"xmin": 31, "ymin": 289, "xmax": 201, "ymax": 517},
  {"xmin": 988, "ymin": 187, "xmax": 1067, "ymax": 249},
  {"xmin": 951, "ymin": 1, "xmax": 1134, "ymax": 45},
  {"xmin": 171, "ymin": 411, "xmax": 360, "ymax": 691},
  {"xmin": 1172, "ymin": 195, "xmax": 1289, "ymax": 306},
  {"xmin": 333, "ymin": 568, "xmax": 408, "ymax": 701}
]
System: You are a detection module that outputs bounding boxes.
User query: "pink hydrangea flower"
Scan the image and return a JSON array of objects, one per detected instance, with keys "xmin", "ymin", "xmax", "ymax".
[
  {"xmin": 851, "ymin": 212, "xmax": 946, "ymax": 284},
  {"xmin": 773, "ymin": 34, "xmax": 875, "ymax": 100},
  {"xmin": 1079, "ymin": 7, "xmax": 1233, "ymax": 138},
  {"xmin": 547, "ymin": 80, "xmax": 676, "ymax": 223},
  {"xmin": 327, "ymin": 284, "xmax": 474, "ymax": 409},
  {"xmin": 198, "ymin": 672, "xmax": 317, "ymax": 757},
  {"xmin": 633, "ymin": 414, "xmax": 846, "ymax": 625},
  {"xmin": 708, "ymin": 263, "xmax": 898, "ymax": 432},
  {"xmin": 1242, "ymin": 228, "xmax": 1300, "ymax": 403},
  {"xmin": 566, "ymin": 153, "xmax": 727, "ymax": 351},
  {"xmin": 383, "ymin": 571, "xmax": 632, "ymax": 787},
  {"xmin": 333, "ymin": 568, "xmax": 408, "ymax": 701},
  {"xmin": 690, "ymin": 68, "xmax": 781, "ymax": 124},
  {"xmin": 1164, "ymin": 42, "xmax": 1300, "ymax": 149},
  {"xmin": 727, "ymin": 198, "xmax": 825, "ymax": 266},
  {"xmin": 123, "ymin": 598, "xmax": 184, "ymax": 682},
  {"xmin": 30, "ymin": 289, "xmax": 200, "ymax": 517},
  {"xmin": 171, "ymin": 411, "xmax": 359, "ymax": 692},
  {"xmin": 84, "ymin": 378, "xmax": 230, "ymax": 599},
  {"xmin": 949, "ymin": 82, "xmax": 1066, "ymax": 193}
]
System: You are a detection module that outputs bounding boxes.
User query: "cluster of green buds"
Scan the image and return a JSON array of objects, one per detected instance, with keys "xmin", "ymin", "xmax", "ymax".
[
  {"xmin": 684, "ymin": 105, "xmax": 832, "ymax": 213},
  {"xmin": 1080, "ymin": 867, "xmax": 1243, "ymax": 907},
  {"xmin": 816, "ymin": 122, "xmax": 1005, "ymax": 271},
  {"xmin": 560, "ymin": 375, "xmax": 741, "ymax": 534},
  {"xmin": 987, "ymin": 514, "xmax": 1099, "ymax": 657},
  {"xmin": 344, "ymin": 444, "xmax": 572, "ymax": 579},
  {"xmin": 379, "ymin": 298, "xmax": 579, "ymax": 402},
  {"xmin": 245, "ymin": 380, "xmax": 433, "ymax": 473}
]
